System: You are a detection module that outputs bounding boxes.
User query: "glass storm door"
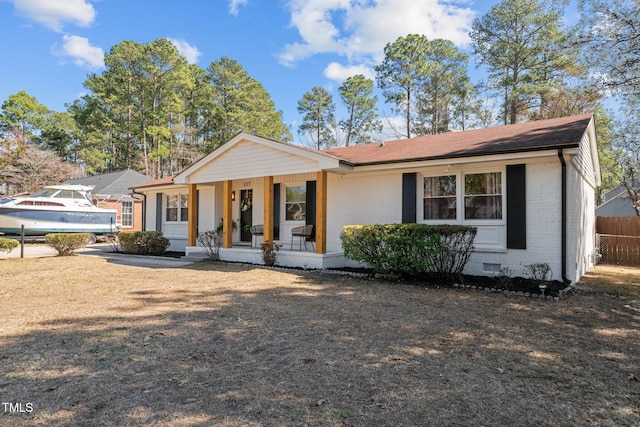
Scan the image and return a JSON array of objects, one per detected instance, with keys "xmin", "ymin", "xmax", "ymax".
[{"xmin": 240, "ymin": 189, "xmax": 253, "ymax": 242}]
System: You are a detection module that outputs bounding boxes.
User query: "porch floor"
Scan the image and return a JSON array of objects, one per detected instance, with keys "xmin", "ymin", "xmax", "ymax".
[{"xmin": 185, "ymin": 242, "xmax": 346, "ymax": 270}]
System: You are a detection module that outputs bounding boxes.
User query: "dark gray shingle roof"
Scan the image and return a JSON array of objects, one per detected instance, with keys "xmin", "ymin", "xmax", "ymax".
[{"xmin": 64, "ymin": 170, "xmax": 152, "ymax": 197}]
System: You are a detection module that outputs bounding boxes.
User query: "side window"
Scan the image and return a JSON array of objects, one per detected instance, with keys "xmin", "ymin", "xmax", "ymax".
[
  {"xmin": 121, "ymin": 201, "xmax": 133, "ymax": 227},
  {"xmin": 423, "ymin": 175, "xmax": 457, "ymax": 220},
  {"xmin": 166, "ymin": 194, "xmax": 188, "ymax": 222},
  {"xmin": 464, "ymin": 172, "xmax": 502, "ymax": 220},
  {"xmin": 180, "ymin": 194, "xmax": 189, "ymax": 221},
  {"xmin": 285, "ymin": 185, "xmax": 306, "ymax": 221},
  {"xmin": 166, "ymin": 195, "xmax": 178, "ymax": 221}
]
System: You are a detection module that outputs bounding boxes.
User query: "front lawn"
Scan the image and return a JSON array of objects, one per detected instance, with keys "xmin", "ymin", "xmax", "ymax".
[{"xmin": 1, "ymin": 256, "xmax": 639, "ymax": 426}]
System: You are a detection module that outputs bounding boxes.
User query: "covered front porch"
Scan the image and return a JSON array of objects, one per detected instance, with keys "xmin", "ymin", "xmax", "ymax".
[{"xmin": 175, "ymin": 133, "xmax": 352, "ymax": 269}]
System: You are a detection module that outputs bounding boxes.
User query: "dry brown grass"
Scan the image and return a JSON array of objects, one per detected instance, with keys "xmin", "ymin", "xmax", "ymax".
[{"xmin": 1, "ymin": 256, "xmax": 639, "ymax": 426}]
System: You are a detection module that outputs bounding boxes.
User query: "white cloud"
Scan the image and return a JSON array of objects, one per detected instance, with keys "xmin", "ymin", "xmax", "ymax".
[
  {"xmin": 168, "ymin": 38, "xmax": 202, "ymax": 64},
  {"xmin": 278, "ymin": 0, "xmax": 475, "ymax": 66},
  {"xmin": 228, "ymin": 0, "xmax": 248, "ymax": 16},
  {"xmin": 13, "ymin": 0, "xmax": 96, "ymax": 32},
  {"xmin": 58, "ymin": 35, "xmax": 104, "ymax": 69},
  {"xmin": 324, "ymin": 62, "xmax": 374, "ymax": 82}
]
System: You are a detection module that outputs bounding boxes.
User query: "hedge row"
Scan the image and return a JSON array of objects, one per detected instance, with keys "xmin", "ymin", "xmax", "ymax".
[
  {"xmin": 118, "ymin": 231, "xmax": 170, "ymax": 255},
  {"xmin": 340, "ymin": 224, "xmax": 477, "ymax": 278}
]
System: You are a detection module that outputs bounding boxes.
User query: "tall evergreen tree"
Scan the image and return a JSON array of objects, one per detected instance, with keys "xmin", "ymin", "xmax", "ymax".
[
  {"xmin": 38, "ymin": 111, "xmax": 79, "ymax": 162},
  {"xmin": 338, "ymin": 75, "xmax": 381, "ymax": 146},
  {"xmin": 415, "ymin": 39, "xmax": 472, "ymax": 134},
  {"xmin": 81, "ymin": 39, "xmax": 191, "ymax": 177},
  {"xmin": 470, "ymin": 0, "xmax": 573, "ymax": 124},
  {"xmin": 207, "ymin": 57, "xmax": 291, "ymax": 148},
  {"xmin": 450, "ymin": 81, "xmax": 484, "ymax": 131},
  {"xmin": 375, "ymin": 34, "xmax": 430, "ymax": 138},
  {"xmin": 0, "ymin": 91, "xmax": 50, "ymax": 144},
  {"xmin": 297, "ymin": 86, "xmax": 336, "ymax": 150}
]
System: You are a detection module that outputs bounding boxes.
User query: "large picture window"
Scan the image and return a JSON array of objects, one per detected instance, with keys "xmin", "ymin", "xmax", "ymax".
[
  {"xmin": 464, "ymin": 172, "xmax": 502, "ymax": 220},
  {"xmin": 423, "ymin": 175, "xmax": 457, "ymax": 220},
  {"xmin": 285, "ymin": 185, "xmax": 306, "ymax": 221},
  {"xmin": 166, "ymin": 194, "xmax": 188, "ymax": 222},
  {"xmin": 121, "ymin": 201, "xmax": 133, "ymax": 227}
]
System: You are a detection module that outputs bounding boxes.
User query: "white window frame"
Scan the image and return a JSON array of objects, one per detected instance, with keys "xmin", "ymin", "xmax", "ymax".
[
  {"xmin": 165, "ymin": 193, "xmax": 188, "ymax": 223},
  {"xmin": 462, "ymin": 171, "xmax": 504, "ymax": 224},
  {"xmin": 421, "ymin": 168, "xmax": 506, "ymax": 226},
  {"xmin": 121, "ymin": 200, "xmax": 134, "ymax": 228},
  {"xmin": 284, "ymin": 184, "xmax": 306, "ymax": 222},
  {"xmin": 422, "ymin": 174, "xmax": 458, "ymax": 223}
]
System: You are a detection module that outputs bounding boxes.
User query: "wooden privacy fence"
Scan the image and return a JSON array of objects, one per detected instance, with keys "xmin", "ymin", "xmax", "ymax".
[
  {"xmin": 596, "ymin": 217, "xmax": 640, "ymax": 266},
  {"xmin": 596, "ymin": 216, "xmax": 640, "ymax": 236}
]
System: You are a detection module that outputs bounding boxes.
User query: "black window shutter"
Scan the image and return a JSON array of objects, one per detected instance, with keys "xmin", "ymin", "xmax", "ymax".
[
  {"xmin": 402, "ymin": 173, "xmax": 417, "ymax": 223},
  {"xmin": 155, "ymin": 193, "xmax": 163, "ymax": 231},
  {"xmin": 196, "ymin": 189, "xmax": 200, "ymax": 234},
  {"xmin": 273, "ymin": 183, "xmax": 280, "ymax": 240},
  {"xmin": 306, "ymin": 181, "xmax": 317, "ymax": 240},
  {"xmin": 507, "ymin": 164, "xmax": 526, "ymax": 249}
]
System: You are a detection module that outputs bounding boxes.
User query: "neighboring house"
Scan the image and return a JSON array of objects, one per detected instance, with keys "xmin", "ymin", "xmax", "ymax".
[
  {"xmin": 132, "ymin": 114, "xmax": 600, "ymax": 284},
  {"xmin": 596, "ymin": 182, "xmax": 639, "ymax": 217},
  {"xmin": 64, "ymin": 169, "xmax": 153, "ymax": 231}
]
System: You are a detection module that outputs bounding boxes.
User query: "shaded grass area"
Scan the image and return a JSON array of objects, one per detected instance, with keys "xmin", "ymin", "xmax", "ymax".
[{"xmin": 1, "ymin": 257, "xmax": 639, "ymax": 426}]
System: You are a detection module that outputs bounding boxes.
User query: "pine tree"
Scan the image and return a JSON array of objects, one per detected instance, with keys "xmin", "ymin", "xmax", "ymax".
[
  {"xmin": 297, "ymin": 86, "xmax": 336, "ymax": 150},
  {"xmin": 338, "ymin": 75, "xmax": 381, "ymax": 146}
]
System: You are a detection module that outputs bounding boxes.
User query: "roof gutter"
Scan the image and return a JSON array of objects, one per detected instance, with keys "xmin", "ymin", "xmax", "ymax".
[
  {"xmin": 557, "ymin": 149, "xmax": 571, "ymax": 285},
  {"xmin": 338, "ymin": 144, "xmax": 580, "ymax": 168}
]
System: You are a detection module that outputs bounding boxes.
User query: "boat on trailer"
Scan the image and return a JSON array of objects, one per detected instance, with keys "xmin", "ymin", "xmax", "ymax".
[{"xmin": 0, "ymin": 185, "xmax": 118, "ymax": 242}]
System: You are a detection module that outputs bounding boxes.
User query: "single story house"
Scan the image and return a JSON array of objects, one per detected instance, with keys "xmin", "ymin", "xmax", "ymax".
[
  {"xmin": 132, "ymin": 114, "xmax": 600, "ymax": 284},
  {"xmin": 65, "ymin": 169, "xmax": 153, "ymax": 231}
]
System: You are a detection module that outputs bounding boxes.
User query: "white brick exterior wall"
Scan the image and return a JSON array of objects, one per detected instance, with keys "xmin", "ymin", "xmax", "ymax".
[
  {"xmin": 137, "ymin": 125, "xmax": 598, "ymax": 282},
  {"xmin": 325, "ymin": 155, "xmax": 595, "ymax": 283}
]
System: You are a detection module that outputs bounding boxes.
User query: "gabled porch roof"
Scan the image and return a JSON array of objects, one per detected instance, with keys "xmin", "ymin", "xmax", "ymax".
[{"xmin": 174, "ymin": 133, "xmax": 351, "ymax": 184}]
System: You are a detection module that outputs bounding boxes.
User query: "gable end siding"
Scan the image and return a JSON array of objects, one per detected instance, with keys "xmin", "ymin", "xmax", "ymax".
[{"xmin": 571, "ymin": 133, "xmax": 597, "ymax": 188}]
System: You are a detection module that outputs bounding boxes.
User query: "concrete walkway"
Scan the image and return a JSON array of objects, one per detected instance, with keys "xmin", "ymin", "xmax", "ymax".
[
  {"xmin": 0, "ymin": 244, "xmax": 57, "ymax": 259},
  {"xmin": 1, "ymin": 243, "xmax": 194, "ymax": 269}
]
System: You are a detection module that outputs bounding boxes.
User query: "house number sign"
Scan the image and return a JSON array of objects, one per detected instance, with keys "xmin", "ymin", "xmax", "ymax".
[{"xmin": 242, "ymin": 181, "xmax": 251, "ymax": 187}]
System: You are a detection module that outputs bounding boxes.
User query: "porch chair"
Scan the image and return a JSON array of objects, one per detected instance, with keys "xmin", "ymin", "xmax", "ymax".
[
  {"xmin": 291, "ymin": 224, "xmax": 314, "ymax": 251},
  {"xmin": 250, "ymin": 224, "xmax": 264, "ymax": 248}
]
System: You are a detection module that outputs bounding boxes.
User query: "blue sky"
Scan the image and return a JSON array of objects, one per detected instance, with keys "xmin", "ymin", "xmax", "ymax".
[{"xmin": 0, "ymin": 0, "xmax": 583, "ymax": 144}]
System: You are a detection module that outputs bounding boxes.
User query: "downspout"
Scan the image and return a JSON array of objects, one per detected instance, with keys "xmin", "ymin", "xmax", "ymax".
[
  {"xmin": 130, "ymin": 189, "xmax": 147, "ymax": 231},
  {"xmin": 557, "ymin": 149, "xmax": 571, "ymax": 285}
]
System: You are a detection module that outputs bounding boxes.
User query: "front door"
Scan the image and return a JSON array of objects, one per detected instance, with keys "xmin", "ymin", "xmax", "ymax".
[{"xmin": 240, "ymin": 189, "xmax": 253, "ymax": 242}]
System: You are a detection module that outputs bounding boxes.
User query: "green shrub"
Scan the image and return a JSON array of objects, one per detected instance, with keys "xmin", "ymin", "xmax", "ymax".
[
  {"xmin": 0, "ymin": 237, "xmax": 19, "ymax": 254},
  {"xmin": 45, "ymin": 233, "xmax": 91, "ymax": 256},
  {"xmin": 118, "ymin": 231, "xmax": 170, "ymax": 255},
  {"xmin": 117, "ymin": 231, "xmax": 139, "ymax": 254},
  {"xmin": 340, "ymin": 224, "xmax": 476, "ymax": 278}
]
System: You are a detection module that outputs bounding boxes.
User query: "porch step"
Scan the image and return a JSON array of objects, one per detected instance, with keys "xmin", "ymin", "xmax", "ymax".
[{"xmin": 180, "ymin": 253, "xmax": 209, "ymax": 262}]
